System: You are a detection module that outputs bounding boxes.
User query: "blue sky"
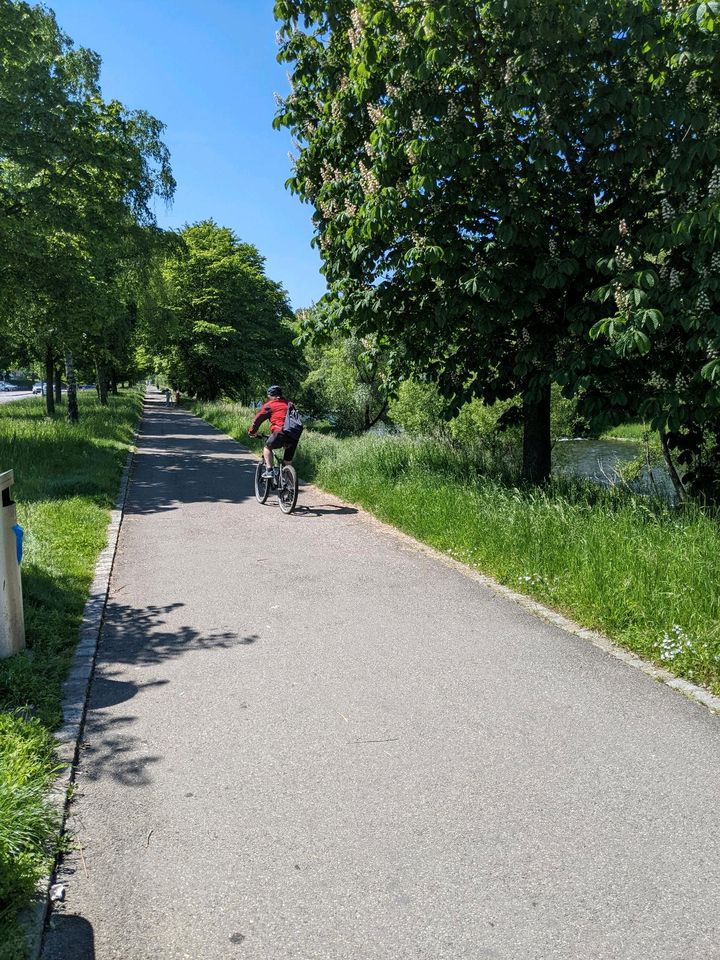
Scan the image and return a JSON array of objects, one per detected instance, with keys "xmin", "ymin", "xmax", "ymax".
[{"xmin": 49, "ymin": 0, "xmax": 325, "ymax": 310}]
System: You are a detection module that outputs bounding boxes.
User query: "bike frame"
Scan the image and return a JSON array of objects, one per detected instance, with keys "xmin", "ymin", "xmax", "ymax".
[{"xmin": 254, "ymin": 433, "xmax": 299, "ymax": 513}]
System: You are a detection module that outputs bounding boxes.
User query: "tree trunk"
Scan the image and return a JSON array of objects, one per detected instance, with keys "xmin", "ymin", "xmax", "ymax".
[
  {"xmin": 659, "ymin": 428, "xmax": 688, "ymax": 503},
  {"xmin": 55, "ymin": 364, "xmax": 63, "ymax": 404},
  {"xmin": 97, "ymin": 363, "xmax": 109, "ymax": 406},
  {"xmin": 110, "ymin": 369, "xmax": 118, "ymax": 395},
  {"xmin": 65, "ymin": 350, "xmax": 79, "ymax": 423},
  {"xmin": 367, "ymin": 400, "xmax": 389, "ymax": 429},
  {"xmin": 44, "ymin": 345, "xmax": 55, "ymax": 416},
  {"xmin": 522, "ymin": 383, "xmax": 552, "ymax": 484}
]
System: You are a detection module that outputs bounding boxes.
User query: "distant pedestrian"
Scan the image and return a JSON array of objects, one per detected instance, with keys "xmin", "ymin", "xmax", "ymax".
[
  {"xmin": 164, "ymin": 388, "xmax": 171, "ymax": 406},
  {"xmin": 175, "ymin": 390, "xmax": 181, "ymax": 407}
]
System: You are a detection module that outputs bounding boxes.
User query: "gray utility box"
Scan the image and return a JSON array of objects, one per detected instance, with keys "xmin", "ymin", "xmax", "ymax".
[{"xmin": 0, "ymin": 470, "xmax": 25, "ymax": 658}]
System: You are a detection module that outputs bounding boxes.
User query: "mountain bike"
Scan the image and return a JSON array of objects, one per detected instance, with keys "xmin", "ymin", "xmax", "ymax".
[{"xmin": 254, "ymin": 438, "xmax": 299, "ymax": 514}]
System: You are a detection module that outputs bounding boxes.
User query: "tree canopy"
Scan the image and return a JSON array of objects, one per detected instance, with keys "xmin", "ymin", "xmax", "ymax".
[
  {"xmin": 275, "ymin": 0, "xmax": 720, "ymax": 488},
  {"xmin": 0, "ymin": 0, "xmax": 174, "ymax": 417},
  {"xmin": 137, "ymin": 221, "xmax": 303, "ymax": 402}
]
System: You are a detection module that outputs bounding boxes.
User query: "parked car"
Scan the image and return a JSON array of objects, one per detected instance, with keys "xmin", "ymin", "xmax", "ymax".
[{"xmin": 32, "ymin": 382, "xmax": 45, "ymax": 395}]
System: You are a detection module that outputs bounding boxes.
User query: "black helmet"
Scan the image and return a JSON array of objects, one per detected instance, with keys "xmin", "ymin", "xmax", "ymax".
[{"xmin": 267, "ymin": 385, "xmax": 282, "ymax": 397}]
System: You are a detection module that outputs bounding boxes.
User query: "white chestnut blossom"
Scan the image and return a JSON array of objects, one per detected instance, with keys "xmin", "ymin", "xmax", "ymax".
[
  {"xmin": 615, "ymin": 245, "xmax": 632, "ymax": 271},
  {"xmin": 709, "ymin": 166, "xmax": 720, "ymax": 196},
  {"xmin": 367, "ymin": 103, "xmax": 383, "ymax": 125},
  {"xmin": 358, "ymin": 160, "xmax": 379, "ymax": 195},
  {"xmin": 348, "ymin": 7, "xmax": 363, "ymax": 48}
]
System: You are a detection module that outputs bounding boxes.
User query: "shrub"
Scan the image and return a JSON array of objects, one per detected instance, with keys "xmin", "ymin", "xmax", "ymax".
[{"xmin": 388, "ymin": 379, "xmax": 447, "ymax": 436}]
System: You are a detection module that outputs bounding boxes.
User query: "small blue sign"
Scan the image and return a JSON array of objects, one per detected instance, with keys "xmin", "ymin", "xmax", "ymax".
[{"xmin": 12, "ymin": 524, "xmax": 23, "ymax": 565}]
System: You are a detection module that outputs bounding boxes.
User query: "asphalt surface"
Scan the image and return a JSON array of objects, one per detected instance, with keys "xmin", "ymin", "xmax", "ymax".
[
  {"xmin": 0, "ymin": 390, "xmax": 33, "ymax": 403},
  {"xmin": 42, "ymin": 391, "xmax": 720, "ymax": 960}
]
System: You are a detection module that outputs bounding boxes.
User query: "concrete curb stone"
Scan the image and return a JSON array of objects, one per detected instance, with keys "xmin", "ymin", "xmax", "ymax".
[{"xmin": 20, "ymin": 420, "xmax": 139, "ymax": 960}]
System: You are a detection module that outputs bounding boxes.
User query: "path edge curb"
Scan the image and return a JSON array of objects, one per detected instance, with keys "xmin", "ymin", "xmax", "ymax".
[
  {"xmin": 20, "ymin": 428, "xmax": 138, "ymax": 960},
  {"xmin": 336, "ymin": 493, "xmax": 720, "ymax": 718},
  {"xmin": 193, "ymin": 410, "xmax": 720, "ymax": 721},
  {"xmin": 368, "ymin": 517, "xmax": 720, "ymax": 718}
]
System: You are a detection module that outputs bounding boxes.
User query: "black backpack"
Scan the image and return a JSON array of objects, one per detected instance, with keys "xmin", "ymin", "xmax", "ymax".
[{"xmin": 283, "ymin": 402, "xmax": 304, "ymax": 440}]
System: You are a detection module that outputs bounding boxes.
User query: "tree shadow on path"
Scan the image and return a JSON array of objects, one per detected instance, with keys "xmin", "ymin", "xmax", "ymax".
[
  {"xmin": 125, "ymin": 405, "xmax": 258, "ymax": 516},
  {"xmin": 135, "ymin": 397, "xmax": 363, "ymax": 525},
  {"xmin": 79, "ymin": 600, "xmax": 258, "ymax": 788}
]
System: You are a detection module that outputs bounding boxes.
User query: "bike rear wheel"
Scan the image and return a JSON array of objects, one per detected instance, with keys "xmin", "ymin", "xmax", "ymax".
[
  {"xmin": 255, "ymin": 460, "xmax": 270, "ymax": 504},
  {"xmin": 278, "ymin": 464, "xmax": 298, "ymax": 514}
]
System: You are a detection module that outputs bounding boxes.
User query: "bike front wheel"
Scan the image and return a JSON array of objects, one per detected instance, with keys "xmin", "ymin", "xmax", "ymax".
[
  {"xmin": 278, "ymin": 464, "xmax": 298, "ymax": 514},
  {"xmin": 255, "ymin": 460, "xmax": 270, "ymax": 504}
]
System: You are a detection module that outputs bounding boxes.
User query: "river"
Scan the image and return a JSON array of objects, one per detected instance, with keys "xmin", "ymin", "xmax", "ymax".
[{"xmin": 553, "ymin": 438, "xmax": 675, "ymax": 501}]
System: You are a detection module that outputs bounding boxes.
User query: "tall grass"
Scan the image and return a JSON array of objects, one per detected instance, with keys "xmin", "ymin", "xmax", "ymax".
[
  {"xmin": 0, "ymin": 715, "xmax": 58, "ymax": 911},
  {"xmin": 600, "ymin": 421, "xmax": 653, "ymax": 441},
  {"xmin": 194, "ymin": 400, "xmax": 720, "ymax": 697},
  {"xmin": 0, "ymin": 391, "xmax": 142, "ymax": 954}
]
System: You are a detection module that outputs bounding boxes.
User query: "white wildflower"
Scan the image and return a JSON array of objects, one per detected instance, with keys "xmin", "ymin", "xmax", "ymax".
[
  {"xmin": 518, "ymin": 574, "xmax": 544, "ymax": 587},
  {"xmin": 660, "ymin": 625, "xmax": 693, "ymax": 661}
]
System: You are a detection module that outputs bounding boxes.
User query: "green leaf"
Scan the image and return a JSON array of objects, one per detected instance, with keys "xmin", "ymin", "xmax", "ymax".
[
  {"xmin": 642, "ymin": 308, "xmax": 663, "ymax": 330},
  {"xmin": 701, "ymin": 358, "xmax": 720, "ymax": 382},
  {"xmin": 632, "ymin": 330, "xmax": 651, "ymax": 354}
]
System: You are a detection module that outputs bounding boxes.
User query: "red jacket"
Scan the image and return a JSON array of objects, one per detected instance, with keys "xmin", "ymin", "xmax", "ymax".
[{"xmin": 250, "ymin": 398, "xmax": 289, "ymax": 434}]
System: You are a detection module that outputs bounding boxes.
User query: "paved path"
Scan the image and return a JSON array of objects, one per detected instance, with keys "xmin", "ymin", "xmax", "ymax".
[
  {"xmin": 43, "ymin": 393, "xmax": 720, "ymax": 960},
  {"xmin": 0, "ymin": 390, "xmax": 33, "ymax": 404}
]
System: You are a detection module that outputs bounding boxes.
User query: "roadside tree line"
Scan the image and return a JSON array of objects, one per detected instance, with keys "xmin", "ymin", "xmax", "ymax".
[
  {"xmin": 274, "ymin": 0, "xmax": 720, "ymax": 499},
  {"xmin": 0, "ymin": 0, "xmax": 295, "ymax": 419},
  {"xmin": 0, "ymin": 0, "xmax": 174, "ymax": 419}
]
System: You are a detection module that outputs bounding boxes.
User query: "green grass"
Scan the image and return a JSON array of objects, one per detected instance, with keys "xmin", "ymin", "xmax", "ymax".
[
  {"xmin": 0, "ymin": 390, "xmax": 142, "ymax": 955},
  {"xmin": 600, "ymin": 421, "xmax": 653, "ymax": 441},
  {"xmin": 0, "ymin": 714, "xmax": 58, "ymax": 957},
  {"xmin": 194, "ymin": 400, "xmax": 720, "ymax": 699}
]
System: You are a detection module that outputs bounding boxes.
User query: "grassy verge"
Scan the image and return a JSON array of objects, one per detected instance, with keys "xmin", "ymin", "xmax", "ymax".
[
  {"xmin": 600, "ymin": 421, "xmax": 653, "ymax": 441},
  {"xmin": 193, "ymin": 400, "xmax": 720, "ymax": 699},
  {"xmin": 0, "ymin": 390, "xmax": 142, "ymax": 957}
]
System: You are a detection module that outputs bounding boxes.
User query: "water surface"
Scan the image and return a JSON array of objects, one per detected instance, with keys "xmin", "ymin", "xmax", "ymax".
[{"xmin": 554, "ymin": 438, "xmax": 675, "ymax": 500}]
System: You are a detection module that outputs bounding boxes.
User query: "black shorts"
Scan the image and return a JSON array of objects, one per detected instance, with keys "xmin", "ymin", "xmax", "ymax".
[{"xmin": 265, "ymin": 430, "xmax": 298, "ymax": 461}]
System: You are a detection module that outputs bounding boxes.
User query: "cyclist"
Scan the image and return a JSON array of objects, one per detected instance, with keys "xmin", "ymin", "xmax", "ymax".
[{"xmin": 248, "ymin": 385, "xmax": 300, "ymax": 479}]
